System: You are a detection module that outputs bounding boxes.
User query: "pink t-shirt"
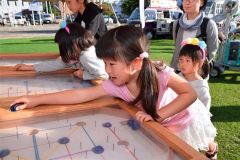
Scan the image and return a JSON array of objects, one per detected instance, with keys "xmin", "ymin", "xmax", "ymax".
[{"xmin": 102, "ymin": 66, "xmax": 191, "ymax": 132}]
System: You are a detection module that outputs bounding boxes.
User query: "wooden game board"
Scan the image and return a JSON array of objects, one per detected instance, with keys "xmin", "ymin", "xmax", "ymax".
[
  {"xmin": 0, "ymin": 53, "xmax": 102, "ymax": 85},
  {"xmin": 0, "ymin": 54, "xmax": 207, "ymax": 160},
  {"xmin": 0, "ymin": 98, "xmax": 207, "ymax": 160},
  {"xmin": 0, "ymin": 53, "xmax": 74, "ymax": 78},
  {"xmin": 0, "ymin": 75, "xmax": 92, "ymax": 98}
]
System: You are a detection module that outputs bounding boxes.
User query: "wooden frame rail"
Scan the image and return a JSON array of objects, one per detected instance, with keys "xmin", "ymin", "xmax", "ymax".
[{"xmin": 0, "ymin": 97, "xmax": 206, "ymax": 160}]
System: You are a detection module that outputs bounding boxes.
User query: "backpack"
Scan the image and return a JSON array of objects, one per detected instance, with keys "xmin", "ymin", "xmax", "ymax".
[{"xmin": 175, "ymin": 17, "xmax": 210, "ymax": 42}]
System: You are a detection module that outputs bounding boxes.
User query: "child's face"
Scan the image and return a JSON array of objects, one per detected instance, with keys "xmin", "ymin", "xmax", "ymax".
[
  {"xmin": 178, "ymin": 55, "xmax": 200, "ymax": 75},
  {"xmin": 103, "ymin": 59, "xmax": 133, "ymax": 86}
]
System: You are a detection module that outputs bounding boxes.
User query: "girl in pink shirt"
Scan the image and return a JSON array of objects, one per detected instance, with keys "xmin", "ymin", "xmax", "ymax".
[{"xmin": 12, "ymin": 26, "xmax": 217, "ymax": 158}]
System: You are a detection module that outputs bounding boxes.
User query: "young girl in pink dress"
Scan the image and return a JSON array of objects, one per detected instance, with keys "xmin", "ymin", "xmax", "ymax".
[{"xmin": 11, "ymin": 25, "xmax": 217, "ymax": 158}]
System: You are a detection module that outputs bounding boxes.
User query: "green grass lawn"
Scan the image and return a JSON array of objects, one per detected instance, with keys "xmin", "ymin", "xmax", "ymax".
[
  {"xmin": 0, "ymin": 37, "xmax": 240, "ymax": 159},
  {"xmin": 0, "ymin": 37, "xmax": 58, "ymax": 53}
]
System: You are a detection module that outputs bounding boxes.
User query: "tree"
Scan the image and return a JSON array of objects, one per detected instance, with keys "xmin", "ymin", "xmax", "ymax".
[
  {"xmin": 121, "ymin": 0, "xmax": 138, "ymax": 15},
  {"xmin": 121, "ymin": 0, "xmax": 150, "ymax": 15},
  {"xmin": 102, "ymin": 2, "xmax": 113, "ymax": 16}
]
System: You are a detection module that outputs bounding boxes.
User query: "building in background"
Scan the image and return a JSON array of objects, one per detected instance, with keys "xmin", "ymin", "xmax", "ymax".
[
  {"xmin": 0, "ymin": 0, "xmax": 30, "ymax": 17},
  {"xmin": 0, "ymin": 0, "xmax": 44, "ymax": 25}
]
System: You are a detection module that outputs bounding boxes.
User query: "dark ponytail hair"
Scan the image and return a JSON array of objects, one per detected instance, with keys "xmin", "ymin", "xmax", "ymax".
[
  {"xmin": 54, "ymin": 22, "xmax": 95, "ymax": 63},
  {"xmin": 83, "ymin": 0, "xmax": 88, "ymax": 5},
  {"xmin": 179, "ymin": 44, "xmax": 210, "ymax": 79},
  {"xmin": 96, "ymin": 25, "xmax": 164, "ymax": 120},
  {"xmin": 201, "ymin": 58, "xmax": 210, "ymax": 79}
]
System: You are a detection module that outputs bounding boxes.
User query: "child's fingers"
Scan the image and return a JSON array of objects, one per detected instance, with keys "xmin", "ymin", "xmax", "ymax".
[
  {"xmin": 73, "ymin": 69, "xmax": 83, "ymax": 78},
  {"xmin": 142, "ymin": 115, "xmax": 153, "ymax": 122},
  {"xmin": 10, "ymin": 98, "xmax": 30, "ymax": 111},
  {"xmin": 10, "ymin": 99, "xmax": 24, "ymax": 107},
  {"xmin": 136, "ymin": 111, "xmax": 153, "ymax": 123},
  {"xmin": 16, "ymin": 104, "xmax": 26, "ymax": 111},
  {"xmin": 14, "ymin": 64, "xmax": 22, "ymax": 71},
  {"xmin": 135, "ymin": 111, "xmax": 144, "ymax": 121},
  {"xmin": 14, "ymin": 64, "xmax": 34, "ymax": 71}
]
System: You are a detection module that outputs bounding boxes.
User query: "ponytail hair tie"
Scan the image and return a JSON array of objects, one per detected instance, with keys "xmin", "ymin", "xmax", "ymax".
[
  {"xmin": 60, "ymin": 20, "xmax": 70, "ymax": 34},
  {"xmin": 139, "ymin": 52, "xmax": 149, "ymax": 59}
]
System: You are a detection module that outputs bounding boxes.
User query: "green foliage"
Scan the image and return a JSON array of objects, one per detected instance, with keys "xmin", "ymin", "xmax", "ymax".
[
  {"xmin": 121, "ymin": 0, "xmax": 151, "ymax": 15},
  {"xmin": 42, "ymin": 2, "xmax": 61, "ymax": 17},
  {"xmin": 121, "ymin": 0, "xmax": 139, "ymax": 15},
  {"xmin": 102, "ymin": 2, "xmax": 113, "ymax": 16}
]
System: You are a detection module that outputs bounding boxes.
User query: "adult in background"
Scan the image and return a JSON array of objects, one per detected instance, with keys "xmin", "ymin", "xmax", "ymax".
[
  {"xmin": 65, "ymin": 0, "xmax": 107, "ymax": 40},
  {"xmin": 171, "ymin": 0, "xmax": 218, "ymax": 73}
]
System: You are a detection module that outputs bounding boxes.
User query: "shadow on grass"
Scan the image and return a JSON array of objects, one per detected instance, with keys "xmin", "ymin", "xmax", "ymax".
[
  {"xmin": 31, "ymin": 39, "xmax": 54, "ymax": 42},
  {"xmin": 11, "ymin": 30, "xmax": 57, "ymax": 34},
  {"xmin": 1, "ymin": 40, "xmax": 55, "ymax": 45},
  {"xmin": 209, "ymin": 72, "xmax": 240, "ymax": 84},
  {"xmin": 155, "ymin": 35, "xmax": 173, "ymax": 40},
  {"xmin": 151, "ymin": 41, "xmax": 174, "ymax": 47},
  {"xmin": 151, "ymin": 50, "xmax": 173, "ymax": 55},
  {"xmin": 211, "ymin": 106, "xmax": 240, "ymax": 122}
]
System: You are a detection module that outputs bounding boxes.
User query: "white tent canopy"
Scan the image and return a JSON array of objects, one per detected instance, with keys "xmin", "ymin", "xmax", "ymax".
[{"xmin": 29, "ymin": 1, "xmax": 43, "ymax": 11}]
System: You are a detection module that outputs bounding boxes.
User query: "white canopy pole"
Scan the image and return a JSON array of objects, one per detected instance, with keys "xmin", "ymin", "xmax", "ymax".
[
  {"xmin": 139, "ymin": 0, "xmax": 145, "ymax": 28},
  {"xmin": 108, "ymin": 0, "xmax": 120, "ymax": 26},
  {"xmin": 49, "ymin": 1, "xmax": 53, "ymax": 14},
  {"xmin": 46, "ymin": 1, "xmax": 49, "ymax": 13}
]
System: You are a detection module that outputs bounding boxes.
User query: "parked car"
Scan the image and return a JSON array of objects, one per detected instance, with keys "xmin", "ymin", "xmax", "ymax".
[
  {"xmin": 54, "ymin": 16, "xmax": 62, "ymax": 24},
  {"xmin": 103, "ymin": 15, "xmax": 113, "ymax": 24},
  {"xmin": 30, "ymin": 14, "xmax": 43, "ymax": 25},
  {"xmin": 127, "ymin": 7, "xmax": 182, "ymax": 39},
  {"xmin": 110, "ymin": 15, "xmax": 117, "ymax": 24},
  {"xmin": 117, "ymin": 15, "xmax": 128, "ymax": 24},
  {"xmin": 42, "ymin": 14, "xmax": 54, "ymax": 24},
  {"xmin": 13, "ymin": 15, "xmax": 26, "ymax": 25}
]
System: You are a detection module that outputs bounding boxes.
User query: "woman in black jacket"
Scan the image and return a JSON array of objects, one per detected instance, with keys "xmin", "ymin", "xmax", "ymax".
[{"xmin": 65, "ymin": 0, "xmax": 107, "ymax": 40}]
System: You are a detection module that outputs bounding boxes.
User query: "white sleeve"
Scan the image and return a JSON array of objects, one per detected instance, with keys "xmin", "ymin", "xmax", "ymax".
[
  {"xmin": 34, "ymin": 58, "xmax": 68, "ymax": 73},
  {"xmin": 80, "ymin": 53, "xmax": 108, "ymax": 80}
]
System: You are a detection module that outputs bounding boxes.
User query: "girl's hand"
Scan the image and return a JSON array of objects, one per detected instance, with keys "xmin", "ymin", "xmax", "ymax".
[
  {"xmin": 73, "ymin": 69, "xmax": 84, "ymax": 79},
  {"xmin": 14, "ymin": 64, "xmax": 35, "ymax": 71},
  {"xmin": 136, "ymin": 111, "xmax": 153, "ymax": 123},
  {"xmin": 10, "ymin": 96, "xmax": 39, "ymax": 111}
]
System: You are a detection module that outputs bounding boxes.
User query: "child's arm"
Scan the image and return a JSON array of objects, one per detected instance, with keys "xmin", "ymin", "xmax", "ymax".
[
  {"xmin": 14, "ymin": 64, "xmax": 35, "ymax": 71},
  {"xmin": 157, "ymin": 73, "xmax": 197, "ymax": 122},
  {"xmin": 11, "ymin": 85, "xmax": 108, "ymax": 111},
  {"xmin": 14, "ymin": 58, "xmax": 67, "ymax": 72}
]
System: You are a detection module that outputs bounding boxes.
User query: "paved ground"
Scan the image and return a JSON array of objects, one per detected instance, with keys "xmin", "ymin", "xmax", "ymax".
[
  {"xmin": 0, "ymin": 24, "xmax": 119, "ymax": 39},
  {"xmin": 0, "ymin": 24, "xmax": 59, "ymax": 39}
]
